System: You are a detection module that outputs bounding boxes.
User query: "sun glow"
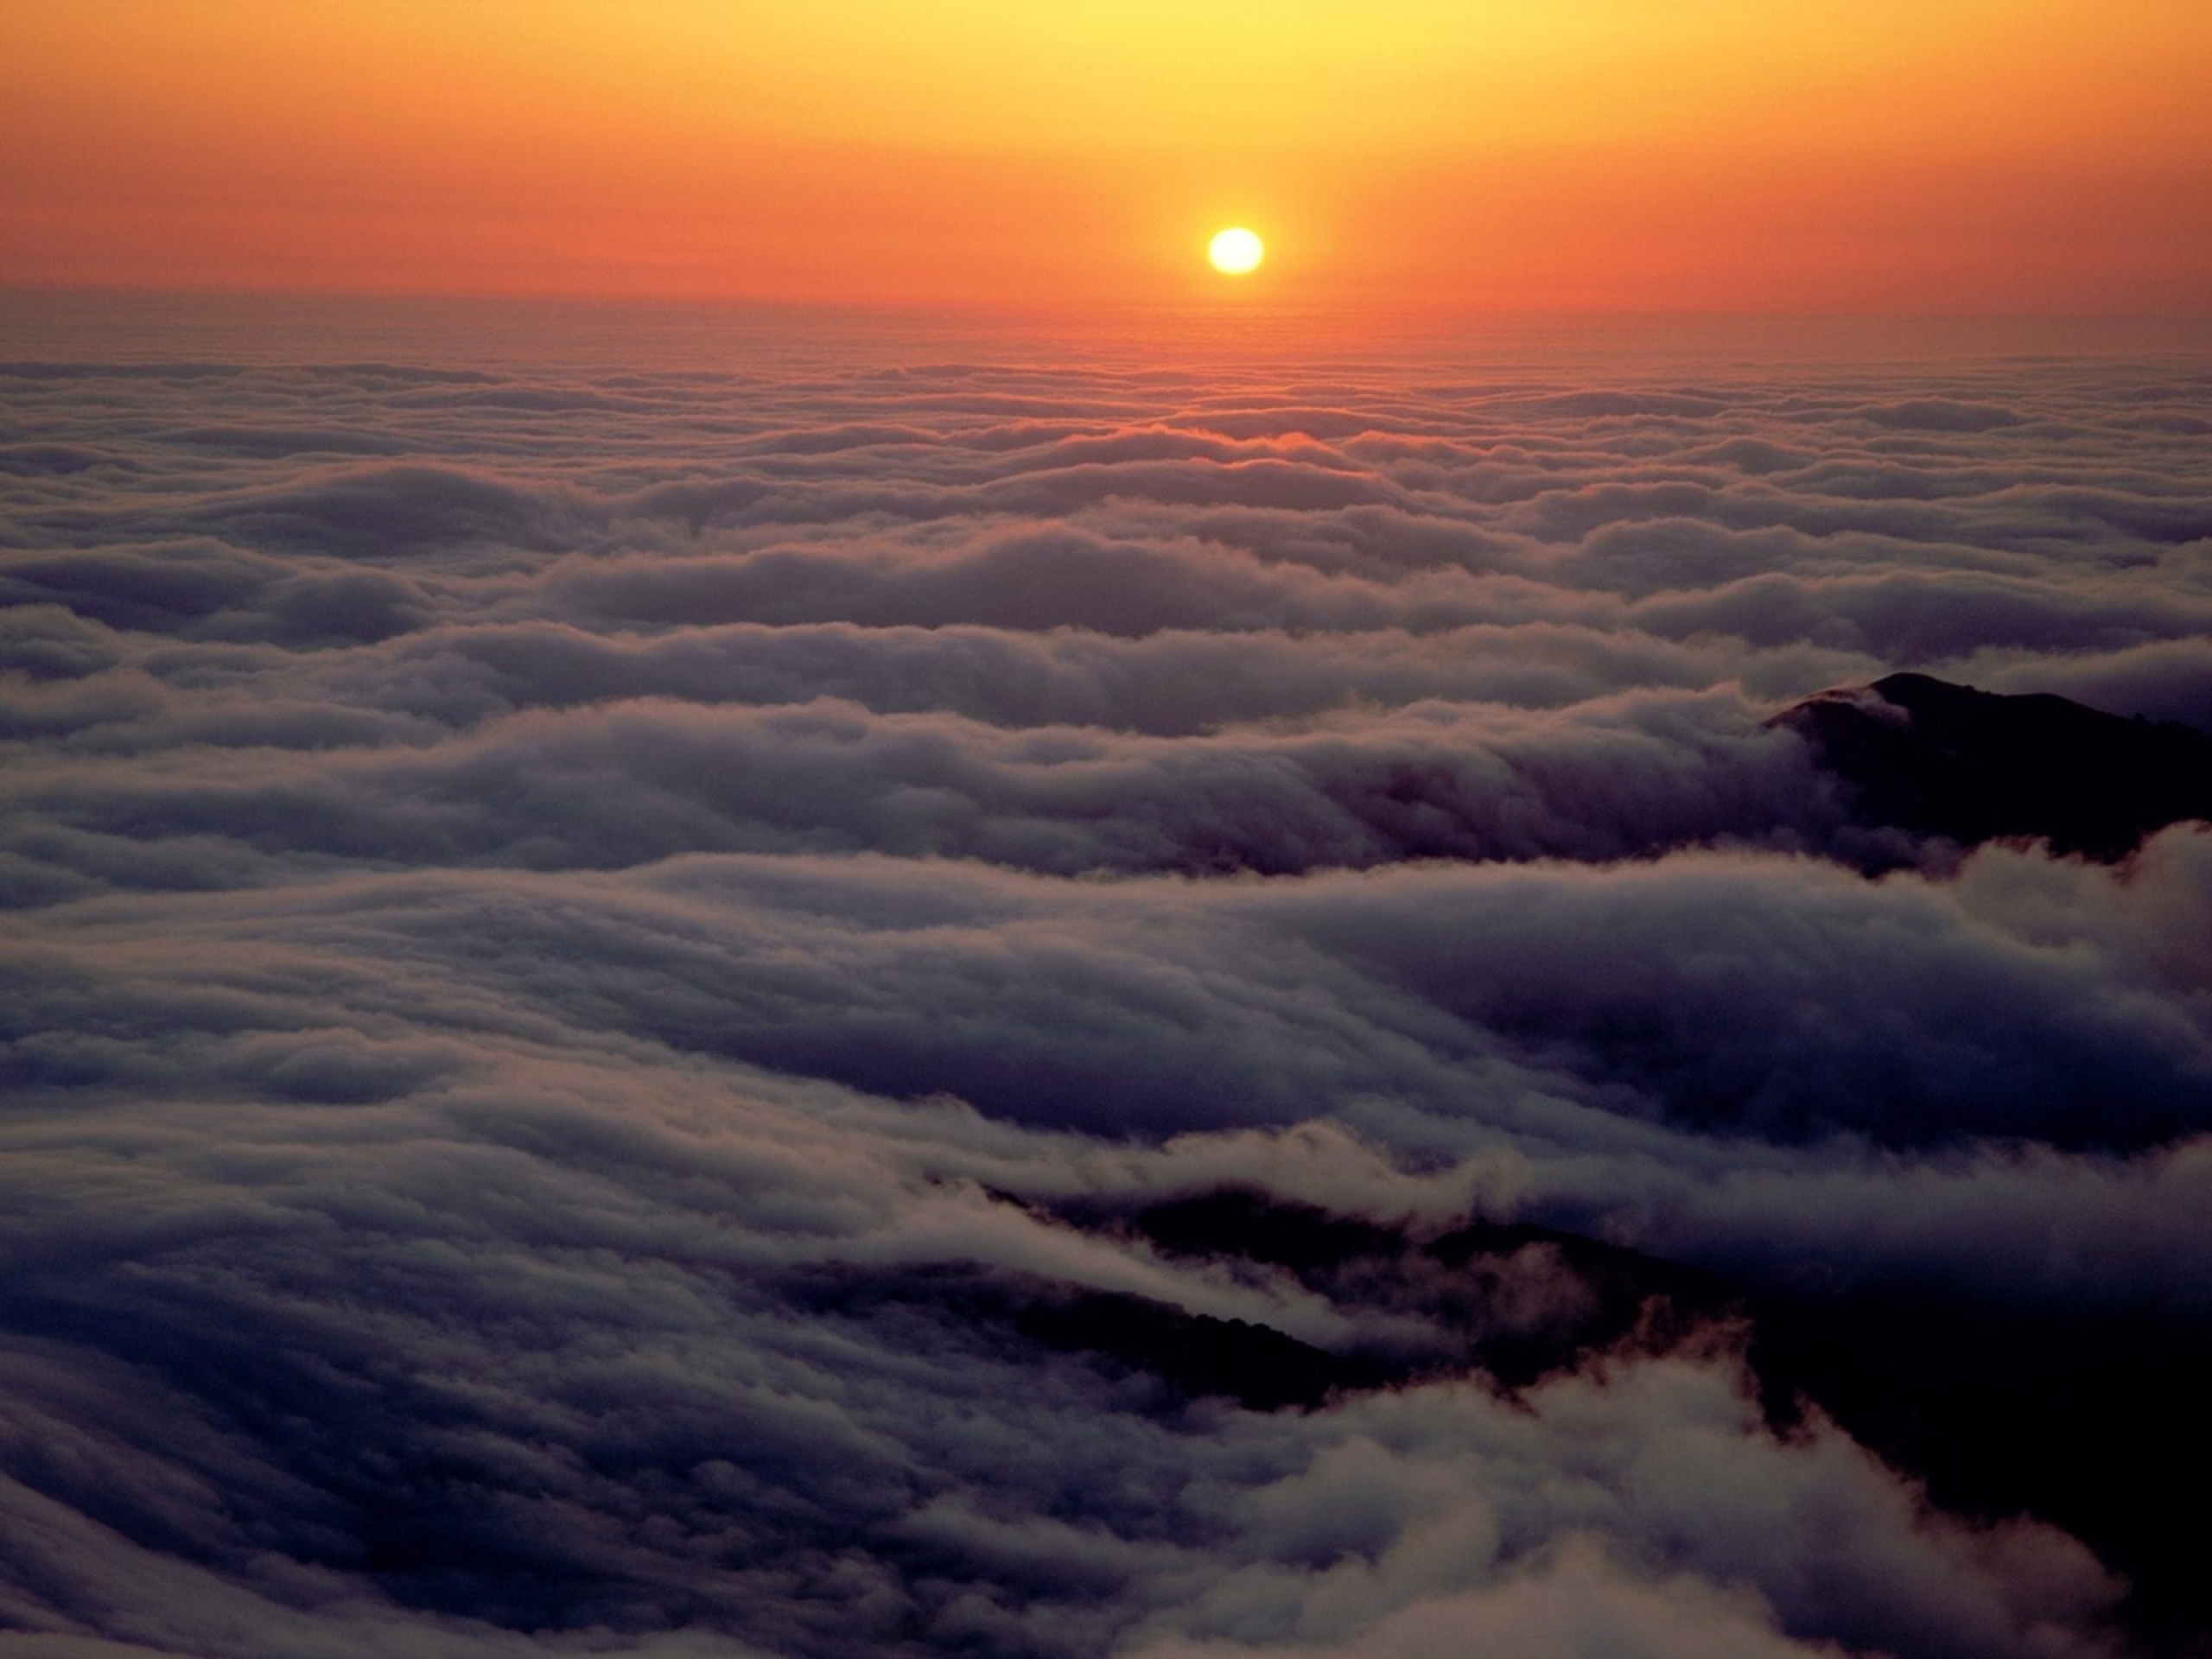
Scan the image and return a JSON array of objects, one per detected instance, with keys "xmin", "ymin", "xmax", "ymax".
[
  {"xmin": 4, "ymin": 1, "xmax": 2209, "ymax": 311},
  {"xmin": 1208, "ymin": 227, "xmax": 1264, "ymax": 276}
]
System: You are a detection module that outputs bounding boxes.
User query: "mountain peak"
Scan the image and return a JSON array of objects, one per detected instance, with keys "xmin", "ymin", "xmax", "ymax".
[{"xmin": 1778, "ymin": 674, "xmax": 2212, "ymax": 859}]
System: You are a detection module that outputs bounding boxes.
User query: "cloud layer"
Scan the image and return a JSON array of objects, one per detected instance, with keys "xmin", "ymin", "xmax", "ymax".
[{"xmin": 3, "ymin": 327, "xmax": 2209, "ymax": 1657}]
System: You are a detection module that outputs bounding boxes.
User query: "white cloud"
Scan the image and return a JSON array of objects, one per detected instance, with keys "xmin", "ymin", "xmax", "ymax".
[{"xmin": 0, "ymin": 336, "xmax": 2203, "ymax": 1656}]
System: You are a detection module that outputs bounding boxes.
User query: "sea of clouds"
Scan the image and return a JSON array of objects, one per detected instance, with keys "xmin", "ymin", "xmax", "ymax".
[{"xmin": 3, "ymin": 308, "xmax": 2209, "ymax": 1658}]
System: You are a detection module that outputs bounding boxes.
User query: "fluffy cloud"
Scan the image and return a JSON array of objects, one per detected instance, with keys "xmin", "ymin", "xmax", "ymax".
[{"xmin": 2, "ymin": 328, "xmax": 2207, "ymax": 1656}]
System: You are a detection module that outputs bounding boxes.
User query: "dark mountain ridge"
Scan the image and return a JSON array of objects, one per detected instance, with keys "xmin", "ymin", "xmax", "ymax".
[
  {"xmin": 1778, "ymin": 671, "xmax": 2212, "ymax": 859},
  {"xmin": 1028, "ymin": 1185, "xmax": 2210, "ymax": 1656}
]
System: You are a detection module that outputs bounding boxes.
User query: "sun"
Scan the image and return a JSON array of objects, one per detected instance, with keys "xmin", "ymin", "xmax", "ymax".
[{"xmin": 1208, "ymin": 227, "xmax": 1264, "ymax": 276}]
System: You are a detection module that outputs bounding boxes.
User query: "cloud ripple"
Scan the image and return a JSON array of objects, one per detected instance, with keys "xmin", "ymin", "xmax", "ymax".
[{"xmin": 3, "ymin": 333, "xmax": 2209, "ymax": 1657}]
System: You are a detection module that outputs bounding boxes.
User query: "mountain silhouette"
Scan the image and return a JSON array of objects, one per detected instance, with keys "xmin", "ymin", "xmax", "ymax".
[{"xmin": 1779, "ymin": 671, "xmax": 2212, "ymax": 858}]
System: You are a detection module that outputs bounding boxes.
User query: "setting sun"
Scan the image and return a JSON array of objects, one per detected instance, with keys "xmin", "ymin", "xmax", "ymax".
[
  {"xmin": 1207, "ymin": 227, "xmax": 1264, "ymax": 276},
  {"xmin": 5, "ymin": 1, "xmax": 2209, "ymax": 310}
]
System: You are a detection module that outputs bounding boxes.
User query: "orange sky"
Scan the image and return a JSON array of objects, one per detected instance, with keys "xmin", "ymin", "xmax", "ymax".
[{"xmin": 5, "ymin": 0, "xmax": 2209, "ymax": 315}]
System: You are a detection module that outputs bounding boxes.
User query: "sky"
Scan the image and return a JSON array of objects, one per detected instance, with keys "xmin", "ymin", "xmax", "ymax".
[{"xmin": 5, "ymin": 0, "xmax": 2212, "ymax": 314}]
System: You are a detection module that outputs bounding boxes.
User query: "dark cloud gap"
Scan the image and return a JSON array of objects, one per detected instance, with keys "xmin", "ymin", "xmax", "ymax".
[
  {"xmin": 3, "ymin": 337, "xmax": 2209, "ymax": 1657},
  {"xmin": 1038, "ymin": 1186, "xmax": 1738, "ymax": 1394}
]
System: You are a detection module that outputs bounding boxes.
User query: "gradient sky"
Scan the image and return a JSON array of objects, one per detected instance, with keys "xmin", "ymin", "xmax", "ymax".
[{"xmin": 6, "ymin": 0, "xmax": 2211, "ymax": 315}]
